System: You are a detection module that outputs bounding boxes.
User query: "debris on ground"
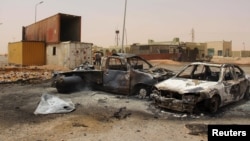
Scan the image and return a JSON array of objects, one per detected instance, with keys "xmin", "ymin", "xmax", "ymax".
[
  {"xmin": 113, "ymin": 107, "xmax": 132, "ymax": 119},
  {"xmin": 185, "ymin": 123, "xmax": 208, "ymax": 135},
  {"xmin": 34, "ymin": 93, "xmax": 75, "ymax": 115}
]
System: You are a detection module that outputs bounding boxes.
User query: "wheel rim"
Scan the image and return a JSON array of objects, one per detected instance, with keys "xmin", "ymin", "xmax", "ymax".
[{"xmin": 138, "ymin": 88, "xmax": 147, "ymax": 99}]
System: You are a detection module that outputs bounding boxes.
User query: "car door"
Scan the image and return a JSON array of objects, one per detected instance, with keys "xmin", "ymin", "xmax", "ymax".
[
  {"xmin": 222, "ymin": 65, "xmax": 241, "ymax": 103},
  {"xmin": 233, "ymin": 65, "xmax": 248, "ymax": 99},
  {"xmin": 103, "ymin": 57, "xmax": 130, "ymax": 94}
]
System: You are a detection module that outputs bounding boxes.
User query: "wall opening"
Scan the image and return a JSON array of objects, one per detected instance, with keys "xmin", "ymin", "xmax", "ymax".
[{"xmin": 53, "ymin": 47, "xmax": 56, "ymax": 56}]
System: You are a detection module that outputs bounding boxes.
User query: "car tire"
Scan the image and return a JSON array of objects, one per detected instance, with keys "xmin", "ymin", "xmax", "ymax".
[
  {"xmin": 57, "ymin": 88, "xmax": 69, "ymax": 93},
  {"xmin": 208, "ymin": 95, "xmax": 220, "ymax": 113}
]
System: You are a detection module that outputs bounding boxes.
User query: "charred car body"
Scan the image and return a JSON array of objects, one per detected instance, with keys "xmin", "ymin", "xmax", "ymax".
[
  {"xmin": 52, "ymin": 53, "xmax": 175, "ymax": 97},
  {"xmin": 150, "ymin": 62, "xmax": 250, "ymax": 113}
]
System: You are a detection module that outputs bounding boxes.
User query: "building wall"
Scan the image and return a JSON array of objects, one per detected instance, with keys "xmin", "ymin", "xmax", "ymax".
[
  {"xmin": 185, "ymin": 42, "xmax": 206, "ymax": 59},
  {"xmin": 232, "ymin": 51, "xmax": 241, "ymax": 57},
  {"xmin": 22, "ymin": 42, "xmax": 45, "ymax": 65},
  {"xmin": 46, "ymin": 42, "xmax": 92, "ymax": 69},
  {"xmin": 130, "ymin": 44, "xmax": 181, "ymax": 55},
  {"xmin": 206, "ymin": 41, "xmax": 232, "ymax": 57},
  {"xmin": 8, "ymin": 41, "xmax": 45, "ymax": 66},
  {"xmin": 23, "ymin": 13, "xmax": 81, "ymax": 43},
  {"xmin": 232, "ymin": 51, "xmax": 250, "ymax": 57},
  {"xmin": 241, "ymin": 51, "xmax": 250, "ymax": 57},
  {"xmin": 8, "ymin": 42, "xmax": 23, "ymax": 65},
  {"xmin": 223, "ymin": 41, "xmax": 232, "ymax": 57}
]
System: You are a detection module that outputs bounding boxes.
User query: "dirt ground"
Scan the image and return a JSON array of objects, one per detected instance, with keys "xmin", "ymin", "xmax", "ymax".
[{"xmin": 0, "ymin": 55, "xmax": 250, "ymax": 141}]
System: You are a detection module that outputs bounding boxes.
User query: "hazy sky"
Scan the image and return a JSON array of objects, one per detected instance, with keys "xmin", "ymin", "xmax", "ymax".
[{"xmin": 0, "ymin": 0, "xmax": 249, "ymax": 53}]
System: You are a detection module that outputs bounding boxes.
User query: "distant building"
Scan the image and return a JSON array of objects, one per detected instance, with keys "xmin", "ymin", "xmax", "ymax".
[
  {"xmin": 130, "ymin": 38, "xmax": 185, "ymax": 60},
  {"xmin": 206, "ymin": 41, "xmax": 232, "ymax": 57},
  {"xmin": 129, "ymin": 38, "xmax": 232, "ymax": 62}
]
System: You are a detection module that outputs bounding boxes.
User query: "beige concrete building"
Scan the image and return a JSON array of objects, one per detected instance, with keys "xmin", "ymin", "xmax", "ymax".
[
  {"xmin": 206, "ymin": 41, "xmax": 232, "ymax": 57},
  {"xmin": 130, "ymin": 38, "xmax": 183, "ymax": 55},
  {"xmin": 129, "ymin": 39, "xmax": 232, "ymax": 61},
  {"xmin": 184, "ymin": 42, "xmax": 206, "ymax": 60}
]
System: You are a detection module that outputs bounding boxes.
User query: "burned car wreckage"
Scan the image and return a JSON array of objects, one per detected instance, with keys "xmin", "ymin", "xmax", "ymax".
[
  {"xmin": 52, "ymin": 53, "xmax": 175, "ymax": 97},
  {"xmin": 151, "ymin": 62, "xmax": 250, "ymax": 113}
]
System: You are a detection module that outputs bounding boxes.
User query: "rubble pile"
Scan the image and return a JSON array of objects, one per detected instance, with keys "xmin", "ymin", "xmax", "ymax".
[{"xmin": 0, "ymin": 67, "xmax": 52, "ymax": 83}]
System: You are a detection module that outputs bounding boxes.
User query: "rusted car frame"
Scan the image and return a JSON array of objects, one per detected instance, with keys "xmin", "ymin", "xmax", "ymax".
[
  {"xmin": 52, "ymin": 53, "xmax": 175, "ymax": 97},
  {"xmin": 150, "ymin": 62, "xmax": 250, "ymax": 113}
]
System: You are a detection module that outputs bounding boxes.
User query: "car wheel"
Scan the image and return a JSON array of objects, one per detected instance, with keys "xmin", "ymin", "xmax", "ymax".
[
  {"xmin": 208, "ymin": 95, "xmax": 220, "ymax": 113},
  {"xmin": 244, "ymin": 86, "xmax": 250, "ymax": 100},
  {"xmin": 135, "ymin": 86, "xmax": 150, "ymax": 99}
]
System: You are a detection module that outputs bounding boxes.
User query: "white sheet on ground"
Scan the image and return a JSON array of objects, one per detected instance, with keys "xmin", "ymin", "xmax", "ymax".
[{"xmin": 34, "ymin": 93, "xmax": 75, "ymax": 115}]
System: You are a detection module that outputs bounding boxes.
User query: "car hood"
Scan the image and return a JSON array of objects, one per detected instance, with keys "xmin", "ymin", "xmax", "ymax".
[
  {"xmin": 154, "ymin": 77, "xmax": 218, "ymax": 94},
  {"xmin": 141, "ymin": 67, "xmax": 175, "ymax": 79}
]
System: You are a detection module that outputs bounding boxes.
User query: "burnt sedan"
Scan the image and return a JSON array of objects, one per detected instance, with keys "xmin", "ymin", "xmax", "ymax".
[{"xmin": 150, "ymin": 62, "xmax": 250, "ymax": 113}]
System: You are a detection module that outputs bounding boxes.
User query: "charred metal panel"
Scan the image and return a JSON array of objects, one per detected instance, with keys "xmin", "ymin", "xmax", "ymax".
[
  {"xmin": 23, "ymin": 13, "xmax": 81, "ymax": 43},
  {"xmin": 52, "ymin": 70, "xmax": 103, "ymax": 93},
  {"xmin": 103, "ymin": 69, "xmax": 130, "ymax": 94}
]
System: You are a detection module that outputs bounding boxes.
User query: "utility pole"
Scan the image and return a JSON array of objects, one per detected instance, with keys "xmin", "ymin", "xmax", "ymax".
[
  {"xmin": 115, "ymin": 30, "xmax": 119, "ymax": 47},
  {"xmin": 121, "ymin": 0, "xmax": 127, "ymax": 53},
  {"xmin": 35, "ymin": 1, "xmax": 44, "ymax": 23}
]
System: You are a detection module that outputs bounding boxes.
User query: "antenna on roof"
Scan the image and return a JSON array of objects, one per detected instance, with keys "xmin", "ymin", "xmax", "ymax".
[{"xmin": 191, "ymin": 28, "xmax": 195, "ymax": 42}]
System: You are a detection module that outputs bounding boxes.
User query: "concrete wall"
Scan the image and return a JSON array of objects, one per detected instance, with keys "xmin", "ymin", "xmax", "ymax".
[
  {"xmin": 46, "ymin": 42, "xmax": 92, "ymax": 69},
  {"xmin": 232, "ymin": 51, "xmax": 250, "ymax": 57}
]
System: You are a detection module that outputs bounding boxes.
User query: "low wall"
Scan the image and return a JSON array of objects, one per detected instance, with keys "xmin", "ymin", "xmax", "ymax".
[{"xmin": 139, "ymin": 53, "xmax": 177, "ymax": 60}]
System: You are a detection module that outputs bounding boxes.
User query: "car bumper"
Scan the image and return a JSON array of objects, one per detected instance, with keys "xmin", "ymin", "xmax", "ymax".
[{"xmin": 151, "ymin": 93, "xmax": 195, "ymax": 113}]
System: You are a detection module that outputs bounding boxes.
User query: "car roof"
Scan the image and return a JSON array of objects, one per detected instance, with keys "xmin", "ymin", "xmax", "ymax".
[{"xmin": 189, "ymin": 62, "xmax": 236, "ymax": 68}]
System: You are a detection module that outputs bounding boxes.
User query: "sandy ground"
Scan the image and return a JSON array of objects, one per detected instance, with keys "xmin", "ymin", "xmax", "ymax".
[
  {"xmin": 0, "ymin": 55, "xmax": 250, "ymax": 141},
  {"xmin": 0, "ymin": 81, "xmax": 250, "ymax": 141}
]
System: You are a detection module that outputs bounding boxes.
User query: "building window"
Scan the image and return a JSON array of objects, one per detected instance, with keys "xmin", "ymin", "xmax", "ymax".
[
  {"xmin": 218, "ymin": 50, "xmax": 223, "ymax": 56},
  {"xmin": 52, "ymin": 47, "xmax": 56, "ymax": 56},
  {"xmin": 207, "ymin": 48, "xmax": 214, "ymax": 56}
]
